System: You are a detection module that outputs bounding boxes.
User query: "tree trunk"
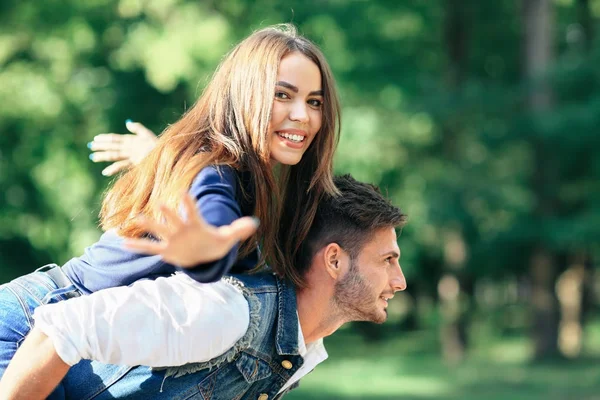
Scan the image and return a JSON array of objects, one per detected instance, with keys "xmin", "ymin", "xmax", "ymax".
[
  {"xmin": 529, "ymin": 248, "xmax": 561, "ymax": 359},
  {"xmin": 581, "ymin": 254, "xmax": 596, "ymax": 327},
  {"xmin": 437, "ymin": 0, "xmax": 471, "ymax": 364},
  {"xmin": 522, "ymin": 0, "xmax": 561, "ymax": 361},
  {"xmin": 557, "ymin": 0, "xmax": 595, "ymax": 360},
  {"xmin": 556, "ymin": 253, "xmax": 588, "ymax": 358},
  {"xmin": 438, "ymin": 228, "xmax": 473, "ymax": 364},
  {"xmin": 576, "ymin": 0, "xmax": 593, "ymax": 51}
]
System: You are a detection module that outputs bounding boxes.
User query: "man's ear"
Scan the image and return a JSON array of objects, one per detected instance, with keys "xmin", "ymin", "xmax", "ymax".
[{"xmin": 323, "ymin": 243, "xmax": 347, "ymax": 280}]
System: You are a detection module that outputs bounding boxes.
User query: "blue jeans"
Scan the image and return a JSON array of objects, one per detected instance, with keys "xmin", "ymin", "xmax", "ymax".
[
  {"xmin": 0, "ymin": 265, "xmax": 136, "ymax": 399},
  {"xmin": 0, "ymin": 265, "xmax": 81, "ymax": 399}
]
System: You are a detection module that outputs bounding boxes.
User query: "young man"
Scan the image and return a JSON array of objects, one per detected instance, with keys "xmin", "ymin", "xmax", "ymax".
[{"xmin": 0, "ymin": 175, "xmax": 408, "ymax": 400}]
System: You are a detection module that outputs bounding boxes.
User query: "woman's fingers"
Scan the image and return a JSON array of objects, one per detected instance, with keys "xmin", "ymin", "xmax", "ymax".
[
  {"xmin": 102, "ymin": 160, "xmax": 132, "ymax": 176},
  {"xmin": 90, "ymin": 150, "xmax": 124, "ymax": 163},
  {"xmin": 159, "ymin": 204, "xmax": 184, "ymax": 231},
  {"xmin": 218, "ymin": 217, "xmax": 260, "ymax": 244},
  {"xmin": 91, "ymin": 134, "xmax": 125, "ymax": 145},
  {"xmin": 135, "ymin": 216, "xmax": 172, "ymax": 240},
  {"xmin": 181, "ymin": 194, "xmax": 206, "ymax": 226},
  {"xmin": 89, "ymin": 142, "xmax": 123, "ymax": 152},
  {"xmin": 125, "ymin": 121, "xmax": 157, "ymax": 139}
]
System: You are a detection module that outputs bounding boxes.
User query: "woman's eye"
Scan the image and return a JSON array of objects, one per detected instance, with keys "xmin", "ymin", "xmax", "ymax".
[
  {"xmin": 275, "ymin": 91, "xmax": 290, "ymax": 100},
  {"xmin": 308, "ymin": 99, "xmax": 323, "ymax": 108}
]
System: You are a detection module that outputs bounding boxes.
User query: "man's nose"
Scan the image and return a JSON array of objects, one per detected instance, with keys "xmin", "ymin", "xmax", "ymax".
[{"xmin": 390, "ymin": 263, "xmax": 407, "ymax": 292}]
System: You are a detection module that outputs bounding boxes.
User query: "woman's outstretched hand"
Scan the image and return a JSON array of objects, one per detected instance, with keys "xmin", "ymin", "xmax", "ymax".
[
  {"xmin": 124, "ymin": 194, "xmax": 259, "ymax": 268},
  {"xmin": 88, "ymin": 120, "xmax": 158, "ymax": 176}
]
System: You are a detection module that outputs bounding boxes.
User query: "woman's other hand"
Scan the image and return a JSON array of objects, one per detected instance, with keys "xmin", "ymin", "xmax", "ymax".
[{"xmin": 88, "ymin": 120, "xmax": 158, "ymax": 176}]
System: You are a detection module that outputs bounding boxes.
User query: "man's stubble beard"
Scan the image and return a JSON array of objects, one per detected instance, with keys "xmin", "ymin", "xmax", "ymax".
[{"xmin": 332, "ymin": 259, "xmax": 386, "ymax": 324}]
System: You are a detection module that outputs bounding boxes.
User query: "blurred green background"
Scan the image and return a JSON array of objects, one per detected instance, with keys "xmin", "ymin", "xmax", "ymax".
[{"xmin": 1, "ymin": 0, "xmax": 599, "ymax": 398}]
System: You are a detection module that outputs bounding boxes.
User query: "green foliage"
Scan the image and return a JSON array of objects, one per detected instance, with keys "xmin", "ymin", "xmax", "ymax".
[{"xmin": 0, "ymin": 0, "xmax": 598, "ymax": 362}]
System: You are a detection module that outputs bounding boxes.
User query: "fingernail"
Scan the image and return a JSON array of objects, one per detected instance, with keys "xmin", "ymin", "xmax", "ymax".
[
  {"xmin": 89, "ymin": 154, "xmax": 95, "ymax": 161},
  {"xmin": 87, "ymin": 142, "xmax": 93, "ymax": 149},
  {"xmin": 102, "ymin": 169, "xmax": 110, "ymax": 176},
  {"xmin": 125, "ymin": 119, "xmax": 133, "ymax": 125},
  {"xmin": 251, "ymin": 216, "xmax": 260, "ymax": 227}
]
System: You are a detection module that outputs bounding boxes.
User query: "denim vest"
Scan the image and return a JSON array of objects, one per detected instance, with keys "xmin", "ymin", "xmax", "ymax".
[{"xmin": 62, "ymin": 273, "xmax": 305, "ymax": 400}]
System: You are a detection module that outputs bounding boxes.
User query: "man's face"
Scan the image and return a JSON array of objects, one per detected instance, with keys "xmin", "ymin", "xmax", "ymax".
[{"xmin": 333, "ymin": 227, "xmax": 406, "ymax": 324}]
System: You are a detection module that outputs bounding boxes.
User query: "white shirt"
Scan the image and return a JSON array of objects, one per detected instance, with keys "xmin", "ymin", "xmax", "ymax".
[
  {"xmin": 280, "ymin": 324, "xmax": 328, "ymax": 393},
  {"xmin": 34, "ymin": 273, "xmax": 327, "ymax": 394}
]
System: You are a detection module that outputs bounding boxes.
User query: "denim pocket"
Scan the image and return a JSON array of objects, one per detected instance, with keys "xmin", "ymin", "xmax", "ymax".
[
  {"xmin": 234, "ymin": 352, "xmax": 272, "ymax": 383},
  {"xmin": 197, "ymin": 352, "xmax": 273, "ymax": 400}
]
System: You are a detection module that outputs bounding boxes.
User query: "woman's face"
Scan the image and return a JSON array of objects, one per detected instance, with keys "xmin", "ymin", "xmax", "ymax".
[{"xmin": 269, "ymin": 51, "xmax": 323, "ymax": 166}]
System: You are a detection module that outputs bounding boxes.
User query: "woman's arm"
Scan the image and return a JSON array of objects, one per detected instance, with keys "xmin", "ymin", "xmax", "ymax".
[
  {"xmin": 162, "ymin": 165, "xmax": 258, "ymax": 282},
  {"xmin": 68, "ymin": 165, "xmax": 256, "ymax": 293},
  {"xmin": 0, "ymin": 328, "xmax": 69, "ymax": 400},
  {"xmin": 125, "ymin": 193, "xmax": 258, "ymax": 268}
]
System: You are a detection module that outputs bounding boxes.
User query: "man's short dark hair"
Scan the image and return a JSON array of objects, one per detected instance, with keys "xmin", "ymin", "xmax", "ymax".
[{"xmin": 295, "ymin": 174, "xmax": 408, "ymax": 280}]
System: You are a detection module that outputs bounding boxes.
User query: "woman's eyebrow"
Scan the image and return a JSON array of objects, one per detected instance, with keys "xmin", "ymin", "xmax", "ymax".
[{"xmin": 276, "ymin": 81, "xmax": 323, "ymax": 96}]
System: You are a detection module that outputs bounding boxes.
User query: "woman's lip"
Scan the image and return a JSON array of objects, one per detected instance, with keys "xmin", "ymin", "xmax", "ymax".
[{"xmin": 276, "ymin": 132, "xmax": 305, "ymax": 149}]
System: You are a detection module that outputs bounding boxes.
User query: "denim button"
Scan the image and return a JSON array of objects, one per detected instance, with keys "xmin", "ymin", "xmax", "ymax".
[
  {"xmin": 281, "ymin": 360, "xmax": 293, "ymax": 370},
  {"xmin": 258, "ymin": 394, "xmax": 269, "ymax": 400}
]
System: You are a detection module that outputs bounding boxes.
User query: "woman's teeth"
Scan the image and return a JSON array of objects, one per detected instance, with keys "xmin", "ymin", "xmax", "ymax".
[{"xmin": 277, "ymin": 132, "xmax": 305, "ymax": 143}]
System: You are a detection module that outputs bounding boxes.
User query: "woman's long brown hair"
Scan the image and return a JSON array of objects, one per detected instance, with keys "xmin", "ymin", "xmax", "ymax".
[{"xmin": 100, "ymin": 24, "xmax": 341, "ymax": 287}]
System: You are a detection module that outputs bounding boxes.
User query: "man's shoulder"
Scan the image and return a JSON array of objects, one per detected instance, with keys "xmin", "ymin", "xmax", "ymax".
[{"xmin": 227, "ymin": 273, "xmax": 282, "ymax": 294}]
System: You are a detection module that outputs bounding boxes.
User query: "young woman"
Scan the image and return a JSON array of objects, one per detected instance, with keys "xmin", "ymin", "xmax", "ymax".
[{"xmin": 0, "ymin": 23, "xmax": 341, "ymax": 379}]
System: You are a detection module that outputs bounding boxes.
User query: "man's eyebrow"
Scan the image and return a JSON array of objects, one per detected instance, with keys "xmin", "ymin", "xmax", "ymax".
[
  {"xmin": 380, "ymin": 250, "xmax": 400, "ymax": 259},
  {"xmin": 276, "ymin": 81, "xmax": 323, "ymax": 96}
]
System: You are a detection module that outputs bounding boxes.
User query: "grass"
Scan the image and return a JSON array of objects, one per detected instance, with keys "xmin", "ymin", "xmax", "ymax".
[{"xmin": 285, "ymin": 321, "xmax": 600, "ymax": 400}]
